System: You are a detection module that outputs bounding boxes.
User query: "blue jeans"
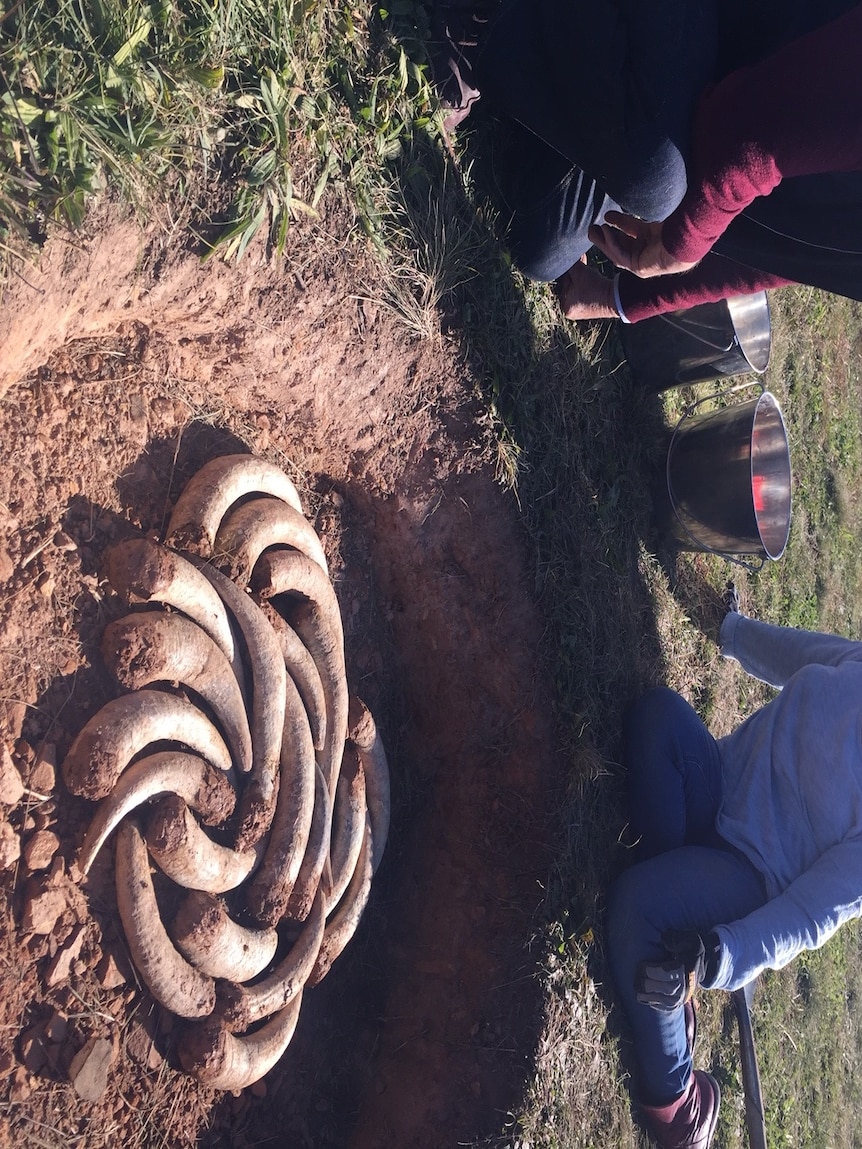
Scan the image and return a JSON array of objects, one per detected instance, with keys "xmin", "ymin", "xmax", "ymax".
[
  {"xmin": 607, "ymin": 688, "xmax": 767, "ymax": 1105},
  {"xmin": 485, "ymin": 122, "xmax": 627, "ymax": 282},
  {"xmin": 476, "ymin": 0, "xmax": 718, "ymax": 280}
]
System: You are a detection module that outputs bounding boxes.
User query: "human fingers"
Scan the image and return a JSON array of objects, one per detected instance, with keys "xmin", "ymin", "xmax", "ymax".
[
  {"xmin": 635, "ymin": 987, "xmax": 683, "ymax": 1011},
  {"xmin": 588, "ymin": 223, "xmax": 638, "ymax": 271},
  {"xmin": 599, "ymin": 210, "xmax": 644, "ymax": 238},
  {"xmin": 592, "ymin": 224, "xmax": 689, "ymax": 279},
  {"xmin": 635, "ymin": 959, "xmax": 686, "ymax": 1011}
]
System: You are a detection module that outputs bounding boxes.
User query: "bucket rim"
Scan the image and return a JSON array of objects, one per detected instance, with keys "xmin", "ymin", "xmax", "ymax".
[
  {"xmin": 726, "ymin": 291, "xmax": 772, "ymax": 374},
  {"xmin": 751, "ymin": 390, "xmax": 792, "ymax": 560}
]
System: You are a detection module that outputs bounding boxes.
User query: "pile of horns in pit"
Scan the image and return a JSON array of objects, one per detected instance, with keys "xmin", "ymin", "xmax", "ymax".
[{"xmin": 61, "ymin": 454, "xmax": 389, "ymax": 1090}]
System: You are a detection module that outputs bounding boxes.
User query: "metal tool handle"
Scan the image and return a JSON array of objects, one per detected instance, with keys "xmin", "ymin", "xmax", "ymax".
[
  {"xmin": 659, "ymin": 310, "xmax": 737, "ymax": 354},
  {"xmin": 676, "ymin": 378, "xmax": 766, "ymax": 421},
  {"xmin": 733, "ymin": 982, "xmax": 768, "ymax": 1149}
]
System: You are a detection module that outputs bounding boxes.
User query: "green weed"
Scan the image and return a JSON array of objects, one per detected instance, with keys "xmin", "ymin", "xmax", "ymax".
[{"xmin": 0, "ymin": 0, "xmax": 439, "ymax": 257}]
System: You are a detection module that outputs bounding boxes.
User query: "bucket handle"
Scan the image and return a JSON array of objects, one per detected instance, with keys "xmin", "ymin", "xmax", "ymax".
[
  {"xmin": 665, "ymin": 380, "xmax": 768, "ymax": 574},
  {"xmin": 659, "ymin": 311, "xmax": 737, "ymax": 355}
]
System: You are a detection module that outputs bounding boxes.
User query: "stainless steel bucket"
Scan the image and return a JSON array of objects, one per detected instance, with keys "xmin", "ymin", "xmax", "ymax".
[
  {"xmin": 621, "ymin": 293, "xmax": 772, "ymax": 390},
  {"xmin": 656, "ymin": 388, "xmax": 792, "ymax": 563}
]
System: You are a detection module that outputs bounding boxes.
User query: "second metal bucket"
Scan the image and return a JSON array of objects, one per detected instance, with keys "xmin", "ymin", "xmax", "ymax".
[
  {"xmin": 621, "ymin": 293, "xmax": 772, "ymax": 390},
  {"xmin": 657, "ymin": 388, "xmax": 792, "ymax": 563}
]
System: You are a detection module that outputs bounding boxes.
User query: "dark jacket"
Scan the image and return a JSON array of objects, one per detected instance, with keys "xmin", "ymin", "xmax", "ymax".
[{"xmin": 477, "ymin": 0, "xmax": 862, "ymax": 316}]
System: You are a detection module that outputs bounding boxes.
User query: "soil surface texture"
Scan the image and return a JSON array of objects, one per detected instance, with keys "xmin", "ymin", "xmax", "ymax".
[{"xmin": 0, "ymin": 208, "xmax": 565, "ymax": 1147}]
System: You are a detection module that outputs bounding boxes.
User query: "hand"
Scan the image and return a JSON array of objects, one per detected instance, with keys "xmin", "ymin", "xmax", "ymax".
[
  {"xmin": 555, "ymin": 258, "xmax": 617, "ymax": 321},
  {"xmin": 635, "ymin": 930, "xmax": 721, "ymax": 1012},
  {"xmin": 588, "ymin": 211, "xmax": 698, "ymax": 279}
]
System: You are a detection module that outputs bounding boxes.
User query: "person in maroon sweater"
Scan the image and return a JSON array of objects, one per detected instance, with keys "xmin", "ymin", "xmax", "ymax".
[
  {"xmin": 556, "ymin": 5, "xmax": 862, "ymax": 321},
  {"xmin": 463, "ymin": 0, "xmax": 862, "ymax": 323}
]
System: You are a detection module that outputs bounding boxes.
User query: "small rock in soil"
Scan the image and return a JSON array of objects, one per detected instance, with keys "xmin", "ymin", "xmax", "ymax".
[
  {"xmin": 21, "ymin": 880, "xmax": 67, "ymax": 935},
  {"xmin": 52, "ymin": 870, "xmax": 90, "ymax": 925},
  {"xmin": 25, "ymin": 935, "xmax": 48, "ymax": 962},
  {"xmin": 0, "ymin": 546, "xmax": 13, "ymax": 582},
  {"xmin": 9, "ymin": 1066, "xmax": 31, "ymax": 1102},
  {"xmin": 0, "ymin": 746, "xmax": 24, "ymax": 806},
  {"xmin": 13, "ymin": 740, "xmax": 33, "ymax": 769},
  {"xmin": 33, "ymin": 803, "xmax": 55, "ymax": 831},
  {"xmin": 0, "ymin": 821, "xmax": 20, "ymax": 869},
  {"xmin": 20, "ymin": 1025, "xmax": 49, "ymax": 1074},
  {"xmin": 1, "ymin": 700, "xmax": 25, "ymax": 739},
  {"xmin": 125, "ymin": 1020, "xmax": 163, "ymax": 1071},
  {"xmin": 28, "ymin": 743, "xmax": 56, "ymax": 794},
  {"xmin": 52, "ymin": 914, "xmax": 79, "ymax": 948},
  {"xmin": 69, "ymin": 1036, "xmax": 115, "ymax": 1101},
  {"xmin": 23, "ymin": 829, "xmax": 60, "ymax": 871},
  {"xmin": 53, "ymin": 530, "xmax": 77, "ymax": 552},
  {"xmin": 106, "ymin": 994, "xmax": 125, "ymax": 1019},
  {"xmin": 45, "ymin": 1010, "xmax": 68, "ymax": 1044},
  {"xmin": 45, "ymin": 924, "xmax": 86, "ymax": 987},
  {"xmin": 36, "ymin": 570, "xmax": 55, "ymax": 598},
  {"xmin": 95, "ymin": 951, "xmax": 130, "ymax": 990}
]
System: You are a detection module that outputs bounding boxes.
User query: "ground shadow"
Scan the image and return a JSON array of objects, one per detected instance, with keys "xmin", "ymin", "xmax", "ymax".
[{"xmin": 351, "ymin": 72, "xmax": 700, "ymax": 1137}]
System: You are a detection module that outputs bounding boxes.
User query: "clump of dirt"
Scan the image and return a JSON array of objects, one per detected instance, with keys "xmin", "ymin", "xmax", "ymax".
[{"xmin": 0, "ymin": 210, "xmax": 564, "ymax": 1147}]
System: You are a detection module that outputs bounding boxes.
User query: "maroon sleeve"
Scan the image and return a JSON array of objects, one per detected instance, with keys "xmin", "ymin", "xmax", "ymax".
[
  {"xmin": 661, "ymin": 5, "xmax": 862, "ymax": 265},
  {"xmin": 618, "ymin": 255, "xmax": 794, "ymax": 323}
]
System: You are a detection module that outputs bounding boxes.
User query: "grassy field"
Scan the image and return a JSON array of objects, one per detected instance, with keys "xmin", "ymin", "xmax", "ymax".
[
  {"xmin": 0, "ymin": 0, "xmax": 437, "ymax": 257},
  {"xmin": 443, "ymin": 196, "xmax": 862, "ymax": 1146},
  {"xmin": 4, "ymin": 2, "xmax": 862, "ymax": 1147}
]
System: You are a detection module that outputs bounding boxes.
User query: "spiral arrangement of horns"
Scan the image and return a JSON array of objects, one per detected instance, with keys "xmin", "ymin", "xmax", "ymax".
[{"xmin": 61, "ymin": 454, "xmax": 390, "ymax": 1090}]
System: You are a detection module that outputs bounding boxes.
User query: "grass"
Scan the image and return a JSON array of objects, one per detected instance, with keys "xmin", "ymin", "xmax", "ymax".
[
  {"xmin": 5, "ymin": 2, "xmax": 862, "ymax": 1147},
  {"xmin": 484, "ymin": 281, "xmax": 862, "ymax": 1148},
  {"xmin": 405, "ymin": 141, "xmax": 862, "ymax": 1144},
  {"xmin": 0, "ymin": 0, "xmax": 436, "ymax": 259},
  {"xmin": 751, "ymin": 935, "xmax": 862, "ymax": 1149}
]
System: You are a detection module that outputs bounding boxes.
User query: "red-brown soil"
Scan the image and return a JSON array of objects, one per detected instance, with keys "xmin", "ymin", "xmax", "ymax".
[{"xmin": 0, "ymin": 206, "xmax": 564, "ymax": 1146}]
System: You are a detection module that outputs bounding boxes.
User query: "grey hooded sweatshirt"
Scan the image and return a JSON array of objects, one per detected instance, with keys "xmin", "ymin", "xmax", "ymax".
[{"xmin": 712, "ymin": 612, "xmax": 862, "ymax": 990}]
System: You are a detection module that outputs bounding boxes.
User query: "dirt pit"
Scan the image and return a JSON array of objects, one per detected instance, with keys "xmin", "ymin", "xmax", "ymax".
[{"xmin": 0, "ymin": 209, "xmax": 564, "ymax": 1147}]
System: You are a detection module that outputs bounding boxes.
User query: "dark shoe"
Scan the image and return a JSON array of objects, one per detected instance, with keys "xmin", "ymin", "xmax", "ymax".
[
  {"xmin": 641, "ymin": 1070, "xmax": 720, "ymax": 1149},
  {"xmin": 723, "ymin": 580, "xmax": 741, "ymax": 614},
  {"xmin": 429, "ymin": 0, "xmax": 498, "ymax": 129}
]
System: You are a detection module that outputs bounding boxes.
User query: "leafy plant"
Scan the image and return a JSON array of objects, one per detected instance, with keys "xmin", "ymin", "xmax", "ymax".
[{"xmin": 0, "ymin": 0, "xmax": 439, "ymax": 257}]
